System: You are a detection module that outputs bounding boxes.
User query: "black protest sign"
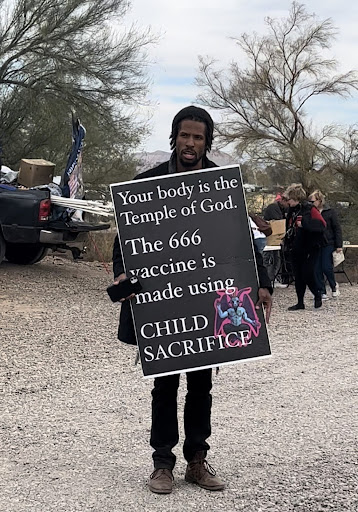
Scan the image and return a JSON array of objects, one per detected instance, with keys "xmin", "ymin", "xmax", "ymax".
[{"xmin": 111, "ymin": 165, "xmax": 271, "ymax": 378}]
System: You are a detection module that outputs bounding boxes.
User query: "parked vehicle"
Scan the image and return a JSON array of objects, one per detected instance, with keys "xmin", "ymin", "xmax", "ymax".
[{"xmin": 0, "ymin": 186, "xmax": 110, "ymax": 265}]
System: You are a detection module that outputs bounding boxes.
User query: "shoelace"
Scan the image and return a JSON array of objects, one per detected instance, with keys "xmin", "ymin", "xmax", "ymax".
[
  {"xmin": 193, "ymin": 459, "xmax": 216, "ymax": 476},
  {"xmin": 203, "ymin": 460, "xmax": 216, "ymax": 476}
]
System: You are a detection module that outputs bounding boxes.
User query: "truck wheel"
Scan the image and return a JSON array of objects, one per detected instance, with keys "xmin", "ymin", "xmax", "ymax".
[
  {"xmin": 5, "ymin": 244, "xmax": 48, "ymax": 265},
  {"xmin": 0, "ymin": 232, "xmax": 5, "ymax": 264}
]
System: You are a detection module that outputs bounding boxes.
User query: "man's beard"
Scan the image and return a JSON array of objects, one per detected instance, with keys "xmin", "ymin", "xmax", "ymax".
[{"xmin": 178, "ymin": 153, "xmax": 204, "ymax": 168}]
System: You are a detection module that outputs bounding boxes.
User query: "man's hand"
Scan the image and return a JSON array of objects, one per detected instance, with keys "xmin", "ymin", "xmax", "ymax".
[
  {"xmin": 336, "ymin": 248, "xmax": 343, "ymax": 253},
  {"xmin": 113, "ymin": 273, "xmax": 135, "ymax": 302},
  {"xmin": 255, "ymin": 288, "xmax": 272, "ymax": 323},
  {"xmin": 113, "ymin": 273, "xmax": 126, "ymax": 285}
]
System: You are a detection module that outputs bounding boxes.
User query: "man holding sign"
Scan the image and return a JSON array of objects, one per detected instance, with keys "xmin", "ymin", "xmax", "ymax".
[{"xmin": 112, "ymin": 106, "xmax": 272, "ymax": 494}]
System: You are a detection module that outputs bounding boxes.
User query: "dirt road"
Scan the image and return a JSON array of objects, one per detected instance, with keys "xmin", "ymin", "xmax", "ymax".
[{"xmin": 1, "ymin": 257, "xmax": 357, "ymax": 512}]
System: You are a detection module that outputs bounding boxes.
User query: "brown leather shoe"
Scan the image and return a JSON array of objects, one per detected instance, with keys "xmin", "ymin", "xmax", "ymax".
[
  {"xmin": 148, "ymin": 468, "xmax": 174, "ymax": 494},
  {"xmin": 185, "ymin": 452, "xmax": 225, "ymax": 491}
]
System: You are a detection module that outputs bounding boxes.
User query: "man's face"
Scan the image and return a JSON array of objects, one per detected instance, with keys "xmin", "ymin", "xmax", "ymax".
[
  {"xmin": 176, "ymin": 119, "xmax": 206, "ymax": 169},
  {"xmin": 309, "ymin": 195, "xmax": 321, "ymax": 209},
  {"xmin": 279, "ymin": 196, "xmax": 289, "ymax": 208}
]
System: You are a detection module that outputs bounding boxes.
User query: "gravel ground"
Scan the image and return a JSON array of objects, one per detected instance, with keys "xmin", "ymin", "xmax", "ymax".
[{"xmin": 0, "ymin": 256, "xmax": 357, "ymax": 512}]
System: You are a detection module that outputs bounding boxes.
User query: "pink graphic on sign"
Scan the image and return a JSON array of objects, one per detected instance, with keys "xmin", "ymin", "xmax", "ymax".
[{"xmin": 214, "ymin": 287, "xmax": 261, "ymax": 347}]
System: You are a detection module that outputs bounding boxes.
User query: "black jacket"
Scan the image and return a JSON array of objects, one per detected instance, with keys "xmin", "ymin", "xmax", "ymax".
[
  {"xmin": 321, "ymin": 206, "xmax": 343, "ymax": 248},
  {"xmin": 263, "ymin": 201, "xmax": 286, "ymax": 221},
  {"xmin": 113, "ymin": 158, "xmax": 272, "ymax": 345},
  {"xmin": 285, "ymin": 201, "xmax": 326, "ymax": 254}
]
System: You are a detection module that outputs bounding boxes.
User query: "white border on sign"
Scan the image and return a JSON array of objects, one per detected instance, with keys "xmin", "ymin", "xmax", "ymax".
[
  {"xmin": 109, "ymin": 163, "xmax": 272, "ymax": 378},
  {"xmin": 109, "ymin": 163, "xmax": 242, "ymax": 188},
  {"xmin": 142, "ymin": 353, "xmax": 272, "ymax": 379}
]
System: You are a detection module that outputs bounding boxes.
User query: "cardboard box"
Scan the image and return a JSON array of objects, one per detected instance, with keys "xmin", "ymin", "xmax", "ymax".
[
  {"xmin": 265, "ymin": 219, "xmax": 286, "ymax": 246},
  {"xmin": 18, "ymin": 159, "xmax": 55, "ymax": 188}
]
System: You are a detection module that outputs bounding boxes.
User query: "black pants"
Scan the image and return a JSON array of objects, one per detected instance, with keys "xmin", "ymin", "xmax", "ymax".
[
  {"xmin": 292, "ymin": 248, "xmax": 320, "ymax": 304},
  {"xmin": 150, "ymin": 368, "xmax": 212, "ymax": 470}
]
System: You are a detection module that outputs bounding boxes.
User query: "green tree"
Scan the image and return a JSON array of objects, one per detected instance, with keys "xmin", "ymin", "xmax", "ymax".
[
  {"xmin": 0, "ymin": 0, "xmax": 153, "ymax": 183},
  {"xmin": 196, "ymin": 2, "xmax": 358, "ymax": 191}
]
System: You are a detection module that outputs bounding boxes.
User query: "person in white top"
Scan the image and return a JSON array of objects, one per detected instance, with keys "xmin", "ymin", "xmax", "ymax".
[{"xmin": 250, "ymin": 217, "xmax": 266, "ymax": 254}]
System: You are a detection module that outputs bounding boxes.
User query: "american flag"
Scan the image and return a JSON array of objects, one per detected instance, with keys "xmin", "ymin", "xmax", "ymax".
[{"xmin": 62, "ymin": 114, "xmax": 86, "ymax": 200}]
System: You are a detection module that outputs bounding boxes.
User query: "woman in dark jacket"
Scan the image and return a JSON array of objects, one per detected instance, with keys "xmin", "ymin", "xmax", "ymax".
[
  {"xmin": 284, "ymin": 184, "xmax": 326, "ymax": 310},
  {"xmin": 308, "ymin": 190, "xmax": 343, "ymax": 298}
]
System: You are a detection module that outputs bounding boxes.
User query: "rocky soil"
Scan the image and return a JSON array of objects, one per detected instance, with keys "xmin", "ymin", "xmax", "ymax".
[{"xmin": 0, "ymin": 256, "xmax": 357, "ymax": 512}]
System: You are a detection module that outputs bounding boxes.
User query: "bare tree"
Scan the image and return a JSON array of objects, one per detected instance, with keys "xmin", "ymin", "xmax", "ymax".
[
  {"xmin": 323, "ymin": 126, "xmax": 358, "ymax": 200},
  {"xmin": 0, "ymin": 0, "xmax": 154, "ymax": 176},
  {"xmin": 196, "ymin": 2, "xmax": 358, "ymax": 190}
]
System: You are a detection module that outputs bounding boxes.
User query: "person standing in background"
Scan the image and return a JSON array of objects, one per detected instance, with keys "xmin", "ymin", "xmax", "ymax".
[
  {"xmin": 248, "ymin": 213, "xmax": 272, "ymax": 255},
  {"xmin": 263, "ymin": 194, "xmax": 289, "ymax": 287},
  {"xmin": 249, "ymin": 216, "xmax": 267, "ymax": 254},
  {"xmin": 264, "ymin": 193, "xmax": 289, "ymax": 222},
  {"xmin": 308, "ymin": 190, "xmax": 343, "ymax": 299},
  {"xmin": 284, "ymin": 184, "xmax": 326, "ymax": 310}
]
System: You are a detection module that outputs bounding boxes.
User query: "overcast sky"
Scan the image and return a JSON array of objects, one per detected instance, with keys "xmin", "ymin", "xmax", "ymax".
[{"xmin": 122, "ymin": 1, "xmax": 358, "ymax": 153}]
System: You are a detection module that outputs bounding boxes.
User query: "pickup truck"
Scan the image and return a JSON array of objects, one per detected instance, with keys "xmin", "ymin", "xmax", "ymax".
[{"xmin": 0, "ymin": 186, "xmax": 110, "ymax": 265}]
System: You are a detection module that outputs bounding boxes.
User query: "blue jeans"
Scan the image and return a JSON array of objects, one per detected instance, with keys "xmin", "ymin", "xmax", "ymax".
[
  {"xmin": 254, "ymin": 237, "xmax": 266, "ymax": 255},
  {"xmin": 315, "ymin": 245, "xmax": 337, "ymax": 294}
]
